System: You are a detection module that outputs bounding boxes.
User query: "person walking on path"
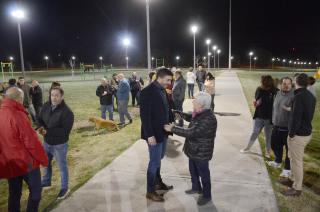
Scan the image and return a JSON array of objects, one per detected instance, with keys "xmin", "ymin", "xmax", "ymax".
[
  {"xmin": 164, "ymin": 92, "xmax": 217, "ymax": 206},
  {"xmin": 116, "ymin": 73, "xmax": 132, "ymax": 126},
  {"xmin": 280, "ymin": 73, "xmax": 316, "ymax": 197},
  {"xmin": 140, "ymin": 68, "xmax": 174, "ymax": 202},
  {"xmin": 267, "ymin": 77, "xmax": 294, "ymax": 179},
  {"xmin": 204, "ymin": 72, "xmax": 216, "ymax": 111},
  {"xmin": 172, "ymin": 70, "xmax": 187, "ymax": 126},
  {"xmin": 96, "ymin": 78, "xmax": 116, "ymax": 120},
  {"xmin": 129, "ymin": 72, "xmax": 144, "ymax": 106},
  {"xmin": 240, "ymin": 75, "xmax": 277, "ymax": 158},
  {"xmin": 38, "ymin": 87, "xmax": 74, "ymax": 200},
  {"xmin": 196, "ymin": 66, "xmax": 206, "ymax": 91},
  {"xmin": 30, "ymin": 80, "xmax": 43, "ymax": 120},
  {"xmin": 0, "ymin": 87, "xmax": 48, "ymax": 212},
  {"xmin": 186, "ymin": 68, "xmax": 196, "ymax": 98}
]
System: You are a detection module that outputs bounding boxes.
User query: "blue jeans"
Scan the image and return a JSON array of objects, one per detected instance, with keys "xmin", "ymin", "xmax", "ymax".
[
  {"xmin": 189, "ymin": 159, "xmax": 211, "ymax": 199},
  {"xmin": 101, "ymin": 104, "xmax": 113, "ymax": 120},
  {"xmin": 187, "ymin": 84, "xmax": 195, "ymax": 98},
  {"xmin": 8, "ymin": 168, "xmax": 42, "ymax": 212},
  {"xmin": 147, "ymin": 138, "xmax": 167, "ymax": 193},
  {"xmin": 42, "ymin": 142, "xmax": 69, "ymax": 190},
  {"xmin": 246, "ymin": 118, "xmax": 273, "ymax": 152},
  {"xmin": 197, "ymin": 82, "xmax": 204, "ymax": 91}
]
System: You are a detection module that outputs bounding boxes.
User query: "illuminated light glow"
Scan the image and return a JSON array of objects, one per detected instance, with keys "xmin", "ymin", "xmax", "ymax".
[
  {"xmin": 11, "ymin": 9, "xmax": 25, "ymax": 19},
  {"xmin": 249, "ymin": 51, "xmax": 253, "ymax": 56},
  {"xmin": 191, "ymin": 25, "xmax": 198, "ymax": 34},
  {"xmin": 212, "ymin": 45, "xmax": 217, "ymax": 51},
  {"xmin": 206, "ymin": 39, "xmax": 211, "ymax": 45}
]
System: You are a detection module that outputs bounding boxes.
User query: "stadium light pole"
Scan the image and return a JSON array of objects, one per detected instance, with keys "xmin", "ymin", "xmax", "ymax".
[
  {"xmin": 146, "ymin": 0, "xmax": 151, "ymax": 70},
  {"xmin": 206, "ymin": 39, "xmax": 211, "ymax": 69},
  {"xmin": 151, "ymin": 57, "xmax": 155, "ymax": 69},
  {"xmin": 253, "ymin": 57, "xmax": 257, "ymax": 70},
  {"xmin": 217, "ymin": 49, "xmax": 221, "ymax": 70},
  {"xmin": 11, "ymin": 8, "xmax": 26, "ymax": 78},
  {"xmin": 44, "ymin": 56, "xmax": 49, "ymax": 71},
  {"xmin": 212, "ymin": 45, "xmax": 217, "ymax": 69},
  {"xmin": 176, "ymin": 56, "xmax": 180, "ymax": 67},
  {"xmin": 9, "ymin": 56, "xmax": 14, "ymax": 62},
  {"xmin": 123, "ymin": 38, "xmax": 130, "ymax": 69},
  {"xmin": 191, "ymin": 25, "xmax": 198, "ymax": 71},
  {"xmin": 228, "ymin": 0, "xmax": 232, "ymax": 70},
  {"xmin": 272, "ymin": 58, "xmax": 275, "ymax": 69},
  {"xmin": 99, "ymin": 56, "xmax": 103, "ymax": 69},
  {"xmin": 249, "ymin": 51, "xmax": 253, "ymax": 70}
]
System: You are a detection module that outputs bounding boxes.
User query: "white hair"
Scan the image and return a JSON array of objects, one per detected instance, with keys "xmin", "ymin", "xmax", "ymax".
[{"xmin": 194, "ymin": 92, "xmax": 212, "ymax": 110}]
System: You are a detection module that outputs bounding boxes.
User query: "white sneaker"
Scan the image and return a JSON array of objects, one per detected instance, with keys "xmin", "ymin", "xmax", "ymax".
[
  {"xmin": 240, "ymin": 148, "xmax": 250, "ymax": 153},
  {"xmin": 265, "ymin": 152, "xmax": 271, "ymax": 159},
  {"xmin": 266, "ymin": 161, "xmax": 281, "ymax": 169},
  {"xmin": 280, "ymin": 169, "xmax": 291, "ymax": 178}
]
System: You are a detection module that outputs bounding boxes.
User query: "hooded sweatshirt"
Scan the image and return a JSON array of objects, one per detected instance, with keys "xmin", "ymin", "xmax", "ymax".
[{"xmin": 272, "ymin": 89, "xmax": 294, "ymax": 128}]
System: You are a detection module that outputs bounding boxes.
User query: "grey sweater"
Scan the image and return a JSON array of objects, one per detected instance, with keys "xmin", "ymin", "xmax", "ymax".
[{"xmin": 272, "ymin": 90, "xmax": 294, "ymax": 128}]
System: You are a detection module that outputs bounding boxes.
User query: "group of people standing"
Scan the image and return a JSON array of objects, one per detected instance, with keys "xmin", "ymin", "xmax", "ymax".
[
  {"xmin": 0, "ymin": 79, "xmax": 74, "ymax": 211},
  {"xmin": 240, "ymin": 73, "xmax": 316, "ymax": 197}
]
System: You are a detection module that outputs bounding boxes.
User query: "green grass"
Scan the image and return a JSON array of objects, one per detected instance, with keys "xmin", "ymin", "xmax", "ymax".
[{"xmin": 237, "ymin": 70, "xmax": 320, "ymax": 212}]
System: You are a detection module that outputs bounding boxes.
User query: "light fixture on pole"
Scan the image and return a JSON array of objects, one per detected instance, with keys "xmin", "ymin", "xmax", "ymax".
[
  {"xmin": 99, "ymin": 56, "xmax": 103, "ymax": 69},
  {"xmin": 146, "ymin": 0, "xmax": 151, "ymax": 70},
  {"xmin": 176, "ymin": 56, "xmax": 180, "ymax": 67},
  {"xmin": 151, "ymin": 56, "xmax": 155, "ymax": 69},
  {"xmin": 253, "ymin": 57, "xmax": 257, "ymax": 70},
  {"xmin": 272, "ymin": 58, "xmax": 275, "ymax": 69},
  {"xmin": 191, "ymin": 25, "xmax": 198, "ymax": 70},
  {"xmin": 228, "ymin": 0, "xmax": 232, "ymax": 70},
  {"xmin": 123, "ymin": 38, "xmax": 130, "ymax": 69},
  {"xmin": 9, "ymin": 56, "xmax": 14, "ymax": 62},
  {"xmin": 217, "ymin": 49, "xmax": 221, "ymax": 69},
  {"xmin": 282, "ymin": 59, "xmax": 286, "ymax": 67},
  {"xmin": 11, "ymin": 7, "xmax": 26, "ymax": 77},
  {"xmin": 206, "ymin": 39, "xmax": 211, "ymax": 69},
  {"xmin": 212, "ymin": 45, "xmax": 218, "ymax": 69},
  {"xmin": 249, "ymin": 51, "xmax": 254, "ymax": 70},
  {"xmin": 44, "ymin": 56, "xmax": 49, "ymax": 71}
]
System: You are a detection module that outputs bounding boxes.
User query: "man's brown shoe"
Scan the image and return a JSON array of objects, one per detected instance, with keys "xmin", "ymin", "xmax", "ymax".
[
  {"xmin": 281, "ymin": 188, "xmax": 302, "ymax": 197},
  {"xmin": 155, "ymin": 182, "xmax": 173, "ymax": 191},
  {"xmin": 146, "ymin": 192, "xmax": 165, "ymax": 202},
  {"xmin": 279, "ymin": 178, "xmax": 294, "ymax": 187}
]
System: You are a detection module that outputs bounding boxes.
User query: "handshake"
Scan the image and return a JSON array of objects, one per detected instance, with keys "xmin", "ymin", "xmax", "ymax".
[{"xmin": 37, "ymin": 127, "xmax": 47, "ymax": 136}]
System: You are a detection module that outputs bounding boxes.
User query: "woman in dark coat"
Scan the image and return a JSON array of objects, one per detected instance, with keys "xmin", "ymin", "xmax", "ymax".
[{"xmin": 164, "ymin": 91, "xmax": 217, "ymax": 206}]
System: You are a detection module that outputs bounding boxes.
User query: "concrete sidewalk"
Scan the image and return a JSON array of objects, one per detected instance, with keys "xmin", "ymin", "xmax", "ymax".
[{"xmin": 52, "ymin": 71, "xmax": 278, "ymax": 212}]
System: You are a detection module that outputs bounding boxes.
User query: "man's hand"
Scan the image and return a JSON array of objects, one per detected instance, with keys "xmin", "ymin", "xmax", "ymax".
[
  {"xmin": 102, "ymin": 91, "xmax": 107, "ymax": 96},
  {"xmin": 282, "ymin": 106, "xmax": 291, "ymax": 111},
  {"xmin": 164, "ymin": 123, "xmax": 174, "ymax": 132},
  {"xmin": 38, "ymin": 127, "xmax": 47, "ymax": 136},
  {"xmin": 148, "ymin": 136, "xmax": 157, "ymax": 146}
]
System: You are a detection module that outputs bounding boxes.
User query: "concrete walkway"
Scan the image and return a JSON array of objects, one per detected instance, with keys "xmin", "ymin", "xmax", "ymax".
[{"xmin": 52, "ymin": 71, "xmax": 278, "ymax": 212}]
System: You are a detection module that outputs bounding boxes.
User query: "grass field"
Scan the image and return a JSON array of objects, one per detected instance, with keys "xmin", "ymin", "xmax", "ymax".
[{"xmin": 237, "ymin": 70, "xmax": 320, "ymax": 212}]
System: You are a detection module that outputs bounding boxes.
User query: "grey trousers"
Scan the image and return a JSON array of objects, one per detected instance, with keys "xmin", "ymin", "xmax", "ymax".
[
  {"xmin": 246, "ymin": 118, "xmax": 272, "ymax": 153},
  {"xmin": 118, "ymin": 100, "xmax": 132, "ymax": 124}
]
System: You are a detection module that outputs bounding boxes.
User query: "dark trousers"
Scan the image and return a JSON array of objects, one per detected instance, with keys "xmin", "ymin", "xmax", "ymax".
[
  {"xmin": 189, "ymin": 159, "xmax": 211, "ymax": 199},
  {"xmin": 174, "ymin": 100, "xmax": 184, "ymax": 126},
  {"xmin": 271, "ymin": 126, "xmax": 291, "ymax": 170},
  {"xmin": 131, "ymin": 90, "xmax": 140, "ymax": 106},
  {"xmin": 33, "ymin": 105, "xmax": 42, "ymax": 120},
  {"xmin": 147, "ymin": 138, "xmax": 167, "ymax": 193},
  {"xmin": 8, "ymin": 168, "xmax": 42, "ymax": 212},
  {"xmin": 211, "ymin": 94, "xmax": 215, "ymax": 111},
  {"xmin": 187, "ymin": 84, "xmax": 195, "ymax": 98}
]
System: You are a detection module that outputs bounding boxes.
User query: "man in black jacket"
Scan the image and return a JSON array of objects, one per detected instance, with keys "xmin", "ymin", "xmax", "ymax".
[
  {"xmin": 30, "ymin": 80, "xmax": 43, "ymax": 119},
  {"xmin": 281, "ymin": 73, "xmax": 316, "ymax": 197},
  {"xmin": 172, "ymin": 70, "xmax": 187, "ymax": 126},
  {"xmin": 140, "ymin": 68, "xmax": 174, "ymax": 202},
  {"xmin": 38, "ymin": 87, "xmax": 74, "ymax": 200},
  {"xmin": 96, "ymin": 78, "xmax": 116, "ymax": 120},
  {"xmin": 129, "ymin": 72, "xmax": 144, "ymax": 106},
  {"xmin": 164, "ymin": 92, "xmax": 217, "ymax": 206}
]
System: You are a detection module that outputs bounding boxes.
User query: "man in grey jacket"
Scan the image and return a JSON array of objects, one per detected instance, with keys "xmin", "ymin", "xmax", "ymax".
[
  {"xmin": 172, "ymin": 70, "xmax": 187, "ymax": 126},
  {"xmin": 267, "ymin": 77, "xmax": 294, "ymax": 178}
]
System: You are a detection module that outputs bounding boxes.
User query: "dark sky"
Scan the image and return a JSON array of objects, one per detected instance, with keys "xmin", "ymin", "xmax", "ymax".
[{"xmin": 0, "ymin": 0, "xmax": 319, "ymax": 69}]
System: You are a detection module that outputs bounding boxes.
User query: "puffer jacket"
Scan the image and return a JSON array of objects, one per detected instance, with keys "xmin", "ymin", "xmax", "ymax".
[{"xmin": 172, "ymin": 109, "xmax": 217, "ymax": 161}]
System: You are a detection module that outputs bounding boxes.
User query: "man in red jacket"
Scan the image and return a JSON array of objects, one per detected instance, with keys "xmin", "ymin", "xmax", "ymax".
[{"xmin": 0, "ymin": 87, "xmax": 48, "ymax": 212}]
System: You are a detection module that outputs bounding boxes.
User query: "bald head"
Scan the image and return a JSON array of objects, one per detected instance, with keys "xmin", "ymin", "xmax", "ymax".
[
  {"xmin": 5, "ymin": 87, "xmax": 24, "ymax": 104},
  {"xmin": 118, "ymin": 73, "xmax": 124, "ymax": 81}
]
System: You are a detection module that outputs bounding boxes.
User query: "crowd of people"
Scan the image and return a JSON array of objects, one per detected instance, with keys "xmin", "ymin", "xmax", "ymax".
[{"xmin": 0, "ymin": 67, "xmax": 317, "ymax": 211}]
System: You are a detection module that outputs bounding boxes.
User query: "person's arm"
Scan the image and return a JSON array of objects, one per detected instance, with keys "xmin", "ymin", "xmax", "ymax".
[
  {"xmin": 46, "ymin": 109, "xmax": 74, "ymax": 137},
  {"xmin": 140, "ymin": 90, "xmax": 155, "ymax": 139},
  {"xmin": 140, "ymin": 78, "xmax": 144, "ymax": 86},
  {"xmin": 96, "ymin": 86, "xmax": 102, "ymax": 97},
  {"xmin": 288, "ymin": 95, "xmax": 303, "ymax": 138},
  {"xmin": 172, "ymin": 117, "xmax": 216, "ymax": 138},
  {"xmin": 19, "ymin": 114, "xmax": 48, "ymax": 166}
]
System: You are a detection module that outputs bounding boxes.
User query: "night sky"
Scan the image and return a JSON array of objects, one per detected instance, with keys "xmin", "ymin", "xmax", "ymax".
[{"xmin": 0, "ymin": 0, "xmax": 319, "ymax": 69}]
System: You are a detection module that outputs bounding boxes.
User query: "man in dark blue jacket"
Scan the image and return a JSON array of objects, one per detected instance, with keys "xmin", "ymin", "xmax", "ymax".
[{"xmin": 140, "ymin": 68, "xmax": 174, "ymax": 202}]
